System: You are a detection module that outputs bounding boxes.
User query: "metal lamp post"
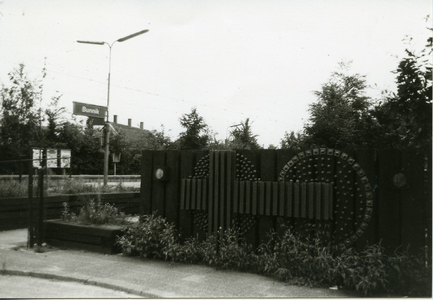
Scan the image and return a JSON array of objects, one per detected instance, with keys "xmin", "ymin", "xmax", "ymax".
[
  {"xmin": 226, "ymin": 123, "xmax": 242, "ymax": 145},
  {"xmin": 77, "ymin": 29, "xmax": 149, "ymax": 186}
]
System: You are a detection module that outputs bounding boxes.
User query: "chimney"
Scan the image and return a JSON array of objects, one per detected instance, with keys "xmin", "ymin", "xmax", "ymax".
[
  {"xmin": 128, "ymin": 118, "xmax": 132, "ymax": 127},
  {"xmin": 113, "ymin": 115, "xmax": 117, "ymax": 124},
  {"xmin": 140, "ymin": 122, "xmax": 143, "ymax": 130}
]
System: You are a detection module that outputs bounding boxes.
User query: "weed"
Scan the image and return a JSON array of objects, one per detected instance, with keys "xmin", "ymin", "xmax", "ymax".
[{"xmin": 61, "ymin": 194, "xmax": 130, "ymax": 226}]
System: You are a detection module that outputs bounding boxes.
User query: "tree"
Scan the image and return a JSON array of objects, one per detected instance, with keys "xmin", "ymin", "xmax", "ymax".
[
  {"xmin": 147, "ymin": 125, "xmax": 173, "ymax": 150},
  {"xmin": 228, "ymin": 118, "xmax": 261, "ymax": 150},
  {"xmin": 178, "ymin": 108, "xmax": 210, "ymax": 150},
  {"xmin": 56, "ymin": 120, "xmax": 103, "ymax": 175},
  {"xmin": 374, "ymin": 29, "xmax": 432, "ymax": 152},
  {"xmin": 0, "ymin": 64, "xmax": 44, "ymax": 172},
  {"xmin": 303, "ymin": 62, "xmax": 379, "ymax": 150},
  {"xmin": 44, "ymin": 94, "xmax": 66, "ymax": 146},
  {"xmin": 280, "ymin": 130, "xmax": 306, "ymax": 151}
]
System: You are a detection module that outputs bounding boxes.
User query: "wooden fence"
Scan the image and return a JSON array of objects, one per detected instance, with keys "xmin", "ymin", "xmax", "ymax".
[
  {"xmin": 141, "ymin": 149, "xmax": 431, "ymax": 254},
  {"xmin": 0, "ymin": 192, "xmax": 140, "ymax": 231}
]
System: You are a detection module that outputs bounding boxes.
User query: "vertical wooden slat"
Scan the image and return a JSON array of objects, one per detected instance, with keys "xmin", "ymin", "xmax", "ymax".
[
  {"xmin": 276, "ymin": 149, "xmax": 297, "ymax": 236},
  {"xmin": 152, "ymin": 151, "xmax": 166, "ymax": 217},
  {"xmin": 214, "ymin": 152, "xmax": 220, "ymax": 232},
  {"xmin": 246, "ymin": 181, "xmax": 251, "ymax": 214},
  {"xmin": 196, "ymin": 179, "xmax": 202, "ymax": 210},
  {"xmin": 378, "ymin": 150, "xmax": 401, "ymax": 250},
  {"xmin": 165, "ymin": 151, "xmax": 180, "ymax": 226},
  {"xmin": 323, "ymin": 182, "xmax": 329, "ymax": 220},
  {"xmin": 308, "ymin": 182, "xmax": 314, "ymax": 219},
  {"xmin": 401, "ymin": 150, "xmax": 425, "ymax": 253},
  {"xmin": 252, "ymin": 181, "xmax": 258, "ymax": 215},
  {"xmin": 265, "ymin": 182, "xmax": 272, "ymax": 216},
  {"xmin": 272, "ymin": 182, "xmax": 278, "ymax": 216},
  {"xmin": 285, "ymin": 182, "xmax": 293, "ymax": 217},
  {"xmin": 191, "ymin": 179, "xmax": 197, "ymax": 210},
  {"xmin": 226, "ymin": 151, "xmax": 234, "ymax": 229},
  {"xmin": 233, "ymin": 181, "xmax": 239, "ymax": 213},
  {"xmin": 180, "ymin": 151, "xmax": 195, "ymax": 239},
  {"xmin": 259, "ymin": 181, "xmax": 265, "ymax": 215},
  {"xmin": 202, "ymin": 180, "xmax": 207, "ymax": 210},
  {"xmin": 239, "ymin": 181, "xmax": 245, "ymax": 213},
  {"xmin": 315, "ymin": 182, "xmax": 322, "ymax": 220},
  {"xmin": 186, "ymin": 179, "xmax": 191, "ymax": 210},
  {"xmin": 294, "ymin": 182, "xmax": 300, "ymax": 218},
  {"xmin": 208, "ymin": 151, "xmax": 214, "ymax": 235},
  {"xmin": 140, "ymin": 150, "xmax": 153, "ymax": 215},
  {"xmin": 219, "ymin": 152, "xmax": 225, "ymax": 230},
  {"xmin": 259, "ymin": 149, "xmax": 277, "ymax": 244},
  {"xmin": 180, "ymin": 179, "xmax": 186, "ymax": 209},
  {"xmin": 301, "ymin": 182, "xmax": 307, "ymax": 218},
  {"xmin": 278, "ymin": 182, "xmax": 285, "ymax": 216}
]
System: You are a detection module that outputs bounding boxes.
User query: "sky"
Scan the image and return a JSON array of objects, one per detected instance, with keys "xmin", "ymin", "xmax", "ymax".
[{"xmin": 0, "ymin": 0, "xmax": 431, "ymax": 147}]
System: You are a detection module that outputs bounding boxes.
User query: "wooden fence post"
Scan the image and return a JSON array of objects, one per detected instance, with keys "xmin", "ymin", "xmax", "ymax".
[{"xmin": 28, "ymin": 159, "xmax": 34, "ymax": 249}]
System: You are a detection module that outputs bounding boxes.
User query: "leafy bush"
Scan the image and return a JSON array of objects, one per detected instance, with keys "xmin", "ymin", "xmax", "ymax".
[
  {"xmin": 254, "ymin": 230, "xmax": 335, "ymax": 286},
  {"xmin": 116, "ymin": 214, "xmax": 432, "ymax": 297},
  {"xmin": 205, "ymin": 227, "xmax": 254, "ymax": 271},
  {"xmin": 61, "ymin": 194, "xmax": 129, "ymax": 225},
  {"xmin": 117, "ymin": 212, "xmax": 178, "ymax": 259}
]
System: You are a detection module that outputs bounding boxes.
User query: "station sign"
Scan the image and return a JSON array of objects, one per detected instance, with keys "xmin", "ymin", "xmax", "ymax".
[
  {"xmin": 32, "ymin": 148, "xmax": 71, "ymax": 169},
  {"xmin": 32, "ymin": 148, "xmax": 42, "ymax": 168},
  {"xmin": 73, "ymin": 101, "xmax": 107, "ymax": 119},
  {"xmin": 60, "ymin": 149, "xmax": 71, "ymax": 168}
]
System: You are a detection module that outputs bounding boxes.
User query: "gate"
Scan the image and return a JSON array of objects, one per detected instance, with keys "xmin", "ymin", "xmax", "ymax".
[{"xmin": 141, "ymin": 149, "xmax": 431, "ymax": 253}]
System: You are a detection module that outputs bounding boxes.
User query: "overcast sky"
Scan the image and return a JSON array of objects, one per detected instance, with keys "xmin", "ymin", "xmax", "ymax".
[{"xmin": 0, "ymin": 0, "xmax": 431, "ymax": 147}]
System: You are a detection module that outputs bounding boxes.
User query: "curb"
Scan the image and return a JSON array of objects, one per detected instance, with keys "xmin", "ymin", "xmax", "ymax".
[{"xmin": 0, "ymin": 269, "xmax": 160, "ymax": 298}]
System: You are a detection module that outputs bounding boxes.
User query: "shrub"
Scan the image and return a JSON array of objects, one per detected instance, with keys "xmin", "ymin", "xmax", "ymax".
[
  {"xmin": 61, "ymin": 194, "xmax": 129, "ymax": 225},
  {"xmin": 205, "ymin": 227, "xmax": 254, "ymax": 271},
  {"xmin": 116, "ymin": 214, "xmax": 431, "ymax": 297},
  {"xmin": 117, "ymin": 212, "xmax": 178, "ymax": 259}
]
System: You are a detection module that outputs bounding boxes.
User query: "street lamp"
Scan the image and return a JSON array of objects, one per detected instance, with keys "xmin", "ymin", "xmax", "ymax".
[
  {"xmin": 226, "ymin": 123, "xmax": 242, "ymax": 145},
  {"xmin": 77, "ymin": 29, "xmax": 149, "ymax": 186}
]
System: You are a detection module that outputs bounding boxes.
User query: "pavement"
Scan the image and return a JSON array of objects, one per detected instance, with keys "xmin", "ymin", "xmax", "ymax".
[{"xmin": 0, "ymin": 229, "xmax": 359, "ymax": 298}]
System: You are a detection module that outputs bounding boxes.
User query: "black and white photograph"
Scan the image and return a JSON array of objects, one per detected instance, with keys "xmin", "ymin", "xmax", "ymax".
[{"xmin": 0, "ymin": 0, "xmax": 431, "ymax": 298}]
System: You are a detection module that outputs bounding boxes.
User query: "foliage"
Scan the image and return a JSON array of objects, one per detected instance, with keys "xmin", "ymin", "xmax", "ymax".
[
  {"xmin": 44, "ymin": 95, "xmax": 66, "ymax": 146},
  {"xmin": 279, "ymin": 130, "xmax": 306, "ymax": 151},
  {"xmin": 61, "ymin": 194, "xmax": 129, "ymax": 225},
  {"xmin": 117, "ymin": 215, "xmax": 432, "ymax": 297},
  {"xmin": 0, "ymin": 176, "xmax": 138, "ymax": 198},
  {"xmin": 227, "ymin": 118, "xmax": 261, "ymax": 150},
  {"xmin": 0, "ymin": 64, "xmax": 44, "ymax": 173},
  {"xmin": 147, "ymin": 125, "xmax": 174, "ymax": 150},
  {"xmin": 373, "ymin": 28, "xmax": 432, "ymax": 152},
  {"xmin": 178, "ymin": 107, "xmax": 210, "ymax": 150},
  {"xmin": 0, "ymin": 177, "xmax": 33, "ymax": 197},
  {"xmin": 117, "ymin": 212, "xmax": 179, "ymax": 259},
  {"xmin": 303, "ymin": 62, "xmax": 379, "ymax": 150}
]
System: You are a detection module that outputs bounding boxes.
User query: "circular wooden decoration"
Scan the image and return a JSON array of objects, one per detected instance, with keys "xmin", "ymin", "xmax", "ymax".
[
  {"xmin": 155, "ymin": 168, "xmax": 164, "ymax": 180},
  {"xmin": 393, "ymin": 173, "xmax": 406, "ymax": 188},
  {"xmin": 279, "ymin": 148, "xmax": 374, "ymax": 247}
]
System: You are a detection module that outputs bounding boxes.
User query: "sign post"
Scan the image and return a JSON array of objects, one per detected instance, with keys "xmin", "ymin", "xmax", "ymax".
[{"xmin": 73, "ymin": 101, "xmax": 109, "ymax": 186}]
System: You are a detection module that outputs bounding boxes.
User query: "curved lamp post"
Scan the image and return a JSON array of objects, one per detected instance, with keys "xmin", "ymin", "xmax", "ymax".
[
  {"xmin": 77, "ymin": 29, "xmax": 149, "ymax": 186},
  {"xmin": 226, "ymin": 123, "xmax": 242, "ymax": 145}
]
